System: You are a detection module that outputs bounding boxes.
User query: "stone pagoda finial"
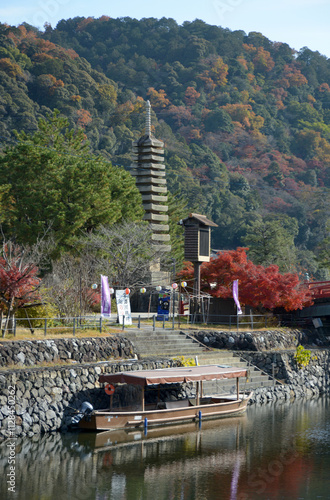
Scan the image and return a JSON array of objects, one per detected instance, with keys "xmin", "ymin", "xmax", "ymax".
[
  {"xmin": 131, "ymin": 100, "xmax": 171, "ymax": 266},
  {"xmin": 146, "ymin": 100, "xmax": 151, "ymax": 136}
]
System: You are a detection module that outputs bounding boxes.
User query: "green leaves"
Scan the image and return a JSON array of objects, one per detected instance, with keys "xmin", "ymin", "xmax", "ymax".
[
  {"xmin": 0, "ymin": 111, "xmax": 143, "ymax": 252},
  {"xmin": 242, "ymin": 216, "xmax": 298, "ymax": 273}
]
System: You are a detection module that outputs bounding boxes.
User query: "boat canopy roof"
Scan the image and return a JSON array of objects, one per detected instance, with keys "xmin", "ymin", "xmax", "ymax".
[{"xmin": 99, "ymin": 365, "xmax": 247, "ymax": 387}]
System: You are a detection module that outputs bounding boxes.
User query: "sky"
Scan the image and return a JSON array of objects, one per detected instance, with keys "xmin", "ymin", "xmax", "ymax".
[{"xmin": 1, "ymin": 0, "xmax": 330, "ymax": 58}]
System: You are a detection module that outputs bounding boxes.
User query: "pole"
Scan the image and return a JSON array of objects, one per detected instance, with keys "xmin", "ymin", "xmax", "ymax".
[
  {"xmin": 147, "ymin": 293, "xmax": 152, "ymax": 319},
  {"xmin": 178, "ymin": 284, "xmax": 181, "ymax": 329},
  {"xmin": 196, "ymin": 381, "xmax": 200, "ymax": 406},
  {"xmin": 193, "ymin": 262, "xmax": 201, "ymax": 297},
  {"xmin": 250, "ymin": 310, "xmax": 254, "ymax": 331},
  {"xmin": 193, "ymin": 262, "xmax": 202, "ymax": 322},
  {"xmin": 79, "ymin": 271, "xmax": 82, "ymax": 325}
]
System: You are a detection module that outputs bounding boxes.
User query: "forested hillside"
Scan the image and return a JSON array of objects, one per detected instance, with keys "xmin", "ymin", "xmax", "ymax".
[{"xmin": 0, "ymin": 17, "xmax": 329, "ymax": 278}]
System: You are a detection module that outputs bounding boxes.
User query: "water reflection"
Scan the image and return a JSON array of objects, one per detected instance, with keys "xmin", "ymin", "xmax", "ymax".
[{"xmin": 1, "ymin": 397, "xmax": 330, "ymax": 500}]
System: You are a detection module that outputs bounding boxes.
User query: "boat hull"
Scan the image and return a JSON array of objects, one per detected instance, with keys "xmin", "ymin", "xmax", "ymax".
[{"xmin": 79, "ymin": 394, "xmax": 252, "ymax": 432}]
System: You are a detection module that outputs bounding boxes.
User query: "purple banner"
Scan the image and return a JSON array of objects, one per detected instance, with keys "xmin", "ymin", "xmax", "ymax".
[
  {"xmin": 232, "ymin": 280, "xmax": 243, "ymax": 315},
  {"xmin": 101, "ymin": 275, "xmax": 111, "ymax": 317}
]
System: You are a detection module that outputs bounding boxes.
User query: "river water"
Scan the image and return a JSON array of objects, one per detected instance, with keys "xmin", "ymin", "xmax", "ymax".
[{"xmin": 1, "ymin": 396, "xmax": 330, "ymax": 500}]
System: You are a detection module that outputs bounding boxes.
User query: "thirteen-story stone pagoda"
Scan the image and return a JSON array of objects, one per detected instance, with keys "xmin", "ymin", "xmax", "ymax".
[
  {"xmin": 131, "ymin": 100, "xmax": 171, "ymax": 284},
  {"xmin": 131, "ymin": 101, "xmax": 171, "ymax": 249}
]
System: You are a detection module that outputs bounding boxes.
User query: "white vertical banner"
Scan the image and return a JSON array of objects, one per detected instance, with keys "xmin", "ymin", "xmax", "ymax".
[
  {"xmin": 101, "ymin": 275, "xmax": 111, "ymax": 317},
  {"xmin": 232, "ymin": 279, "xmax": 243, "ymax": 315},
  {"xmin": 115, "ymin": 290, "xmax": 132, "ymax": 325}
]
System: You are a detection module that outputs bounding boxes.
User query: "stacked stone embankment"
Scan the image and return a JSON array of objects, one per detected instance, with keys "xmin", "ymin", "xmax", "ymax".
[
  {"xmin": 0, "ymin": 336, "xmax": 135, "ymax": 368},
  {"xmin": 0, "ymin": 355, "xmax": 177, "ymax": 440},
  {"xmin": 1, "ymin": 330, "xmax": 330, "ymax": 439},
  {"xmin": 191, "ymin": 328, "xmax": 330, "ymax": 405},
  {"xmin": 0, "ymin": 336, "xmax": 139, "ymax": 439},
  {"xmin": 191, "ymin": 328, "xmax": 329, "ymax": 351},
  {"xmin": 242, "ymin": 349, "xmax": 330, "ymax": 404}
]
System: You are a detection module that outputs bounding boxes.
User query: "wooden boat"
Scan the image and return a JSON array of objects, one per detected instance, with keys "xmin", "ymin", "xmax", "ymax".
[{"xmin": 78, "ymin": 365, "xmax": 252, "ymax": 432}]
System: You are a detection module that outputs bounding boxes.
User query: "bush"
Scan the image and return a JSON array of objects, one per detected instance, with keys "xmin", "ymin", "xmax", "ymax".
[
  {"xmin": 294, "ymin": 345, "xmax": 317, "ymax": 369},
  {"xmin": 16, "ymin": 303, "xmax": 58, "ymax": 328},
  {"xmin": 173, "ymin": 355, "xmax": 196, "ymax": 367}
]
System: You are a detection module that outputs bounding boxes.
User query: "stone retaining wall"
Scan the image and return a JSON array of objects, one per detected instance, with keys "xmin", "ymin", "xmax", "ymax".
[
  {"xmin": 0, "ymin": 336, "xmax": 135, "ymax": 367},
  {"xmin": 240, "ymin": 349, "xmax": 330, "ymax": 385},
  {"xmin": 0, "ymin": 358, "xmax": 177, "ymax": 440},
  {"xmin": 1, "ymin": 334, "xmax": 330, "ymax": 440},
  {"xmin": 191, "ymin": 329, "xmax": 329, "ymax": 351},
  {"xmin": 242, "ymin": 349, "xmax": 330, "ymax": 404}
]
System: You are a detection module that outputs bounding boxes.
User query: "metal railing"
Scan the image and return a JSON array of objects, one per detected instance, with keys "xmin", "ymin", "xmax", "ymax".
[
  {"xmin": 1, "ymin": 311, "xmax": 305, "ymax": 338},
  {"xmin": 2, "ymin": 315, "xmax": 111, "ymax": 337}
]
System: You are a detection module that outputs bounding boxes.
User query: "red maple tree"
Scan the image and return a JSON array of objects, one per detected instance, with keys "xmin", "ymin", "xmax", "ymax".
[
  {"xmin": 177, "ymin": 248, "xmax": 313, "ymax": 311},
  {"xmin": 0, "ymin": 243, "xmax": 41, "ymax": 335}
]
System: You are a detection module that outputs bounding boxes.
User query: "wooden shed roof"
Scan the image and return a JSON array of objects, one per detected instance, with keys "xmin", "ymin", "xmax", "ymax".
[{"xmin": 181, "ymin": 213, "xmax": 218, "ymax": 227}]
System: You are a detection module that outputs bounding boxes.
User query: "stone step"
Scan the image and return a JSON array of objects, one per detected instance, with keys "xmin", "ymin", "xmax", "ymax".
[
  {"xmin": 128, "ymin": 338, "xmax": 204, "ymax": 349},
  {"xmin": 194, "ymin": 350, "xmax": 277, "ymax": 393},
  {"xmin": 123, "ymin": 331, "xmax": 201, "ymax": 341},
  {"xmin": 134, "ymin": 347, "xmax": 205, "ymax": 356},
  {"xmin": 129, "ymin": 336, "xmax": 201, "ymax": 345},
  {"xmin": 120, "ymin": 330, "xmax": 208, "ymax": 357},
  {"xmin": 204, "ymin": 373, "xmax": 273, "ymax": 387},
  {"xmin": 196, "ymin": 356, "xmax": 249, "ymax": 367},
  {"xmin": 203, "ymin": 379, "xmax": 275, "ymax": 395},
  {"xmin": 128, "ymin": 336, "xmax": 202, "ymax": 346},
  {"xmin": 120, "ymin": 329, "xmax": 280, "ymax": 391}
]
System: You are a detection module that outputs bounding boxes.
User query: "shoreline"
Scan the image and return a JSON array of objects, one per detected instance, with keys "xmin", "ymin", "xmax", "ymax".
[{"xmin": 0, "ymin": 333, "xmax": 329, "ymax": 439}]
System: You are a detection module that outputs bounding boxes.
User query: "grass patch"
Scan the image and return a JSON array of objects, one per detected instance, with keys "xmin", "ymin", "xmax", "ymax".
[
  {"xmin": 0, "ymin": 318, "xmax": 290, "ymax": 342},
  {"xmin": 0, "ymin": 327, "xmax": 123, "ymax": 342}
]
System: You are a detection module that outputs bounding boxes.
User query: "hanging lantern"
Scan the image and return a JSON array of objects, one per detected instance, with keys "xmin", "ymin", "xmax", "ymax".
[
  {"xmin": 140, "ymin": 287, "xmax": 146, "ymax": 293},
  {"xmin": 91, "ymin": 284, "xmax": 98, "ymax": 290},
  {"xmin": 181, "ymin": 281, "xmax": 187, "ymax": 288},
  {"xmin": 172, "ymin": 283, "xmax": 178, "ymax": 289},
  {"xmin": 125, "ymin": 288, "xmax": 130, "ymax": 295},
  {"xmin": 109, "ymin": 288, "xmax": 114, "ymax": 294},
  {"xmin": 155, "ymin": 286, "xmax": 162, "ymax": 292}
]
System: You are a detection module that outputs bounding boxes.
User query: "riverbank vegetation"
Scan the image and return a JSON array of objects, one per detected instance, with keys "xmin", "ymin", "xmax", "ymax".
[{"xmin": 0, "ymin": 18, "xmax": 329, "ymax": 334}]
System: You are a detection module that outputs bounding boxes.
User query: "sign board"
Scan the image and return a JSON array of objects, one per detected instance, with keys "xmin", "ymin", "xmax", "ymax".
[
  {"xmin": 312, "ymin": 318, "xmax": 323, "ymax": 328},
  {"xmin": 179, "ymin": 298, "xmax": 190, "ymax": 316},
  {"xmin": 157, "ymin": 292, "xmax": 170, "ymax": 321},
  {"xmin": 115, "ymin": 290, "xmax": 132, "ymax": 325}
]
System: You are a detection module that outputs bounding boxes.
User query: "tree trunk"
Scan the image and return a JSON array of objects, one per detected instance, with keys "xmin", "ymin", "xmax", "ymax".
[
  {"xmin": 24, "ymin": 308, "xmax": 34, "ymax": 334},
  {"xmin": 3, "ymin": 298, "xmax": 14, "ymax": 336}
]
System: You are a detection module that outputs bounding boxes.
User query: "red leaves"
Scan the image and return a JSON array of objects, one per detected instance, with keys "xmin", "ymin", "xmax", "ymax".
[
  {"xmin": 0, "ymin": 244, "xmax": 41, "ymax": 312},
  {"xmin": 178, "ymin": 248, "xmax": 313, "ymax": 311}
]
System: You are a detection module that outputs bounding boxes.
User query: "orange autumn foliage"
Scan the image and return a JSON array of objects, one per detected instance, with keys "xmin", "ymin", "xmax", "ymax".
[
  {"xmin": 147, "ymin": 87, "xmax": 170, "ymax": 108},
  {"xmin": 76, "ymin": 109, "xmax": 92, "ymax": 128}
]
